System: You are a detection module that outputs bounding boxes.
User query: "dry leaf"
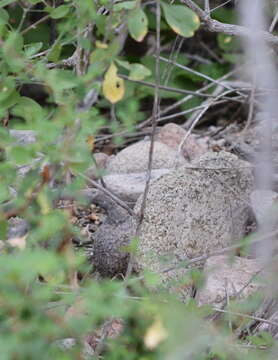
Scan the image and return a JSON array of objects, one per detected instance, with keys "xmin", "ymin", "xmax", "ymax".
[
  {"xmin": 102, "ymin": 63, "xmax": 125, "ymax": 104},
  {"xmin": 144, "ymin": 318, "xmax": 168, "ymax": 350}
]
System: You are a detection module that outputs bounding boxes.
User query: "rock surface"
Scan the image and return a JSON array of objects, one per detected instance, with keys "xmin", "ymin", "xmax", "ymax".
[
  {"xmin": 106, "ymin": 140, "xmax": 186, "ymax": 174},
  {"xmin": 90, "ymin": 217, "xmax": 135, "ymax": 277},
  {"xmin": 156, "ymin": 123, "xmax": 208, "ymax": 161},
  {"xmin": 102, "ymin": 169, "xmax": 170, "ymax": 202},
  {"xmin": 196, "ymin": 255, "xmax": 263, "ymax": 308},
  {"xmin": 135, "ymin": 151, "xmax": 254, "ymax": 283},
  {"xmin": 9, "ymin": 130, "xmax": 36, "ymax": 145}
]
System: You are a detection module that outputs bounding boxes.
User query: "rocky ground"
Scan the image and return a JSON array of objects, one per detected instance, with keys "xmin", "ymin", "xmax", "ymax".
[{"xmin": 6, "ymin": 120, "xmax": 278, "ymax": 352}]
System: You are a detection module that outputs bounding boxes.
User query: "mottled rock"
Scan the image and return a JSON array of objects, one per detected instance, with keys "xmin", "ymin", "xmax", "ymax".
[
  {"xmin": 90, "ymin": 216, "xmax": 135, "ymax": 277},
  {"xmin": 196, "ymin": 255, "xmax": 263, "ymax": 308},
  {"xmin": 135, "ymin": 151, "xmax": 254, "ymax": 285},
  {"xmin": 103, "ymin": 169, "xmax": 170, "ymax": 202},
  {"xmin": 106, "ymin": 140, "xmax": 186, "ymax": 174},
  {"xmin": 156, "ymin": 123, "xmax": 208, "ymax": 161}
]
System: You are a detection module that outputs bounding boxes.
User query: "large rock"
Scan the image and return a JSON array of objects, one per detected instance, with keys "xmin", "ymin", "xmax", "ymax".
[
  {"xmin": 135, "ymin": 151, "xmax": 254, "ymax": 284},
  {"xmin": 106, "ymin": 140, "xmax": 186, "ymax": 174},
  {"xmin": 196, "ymin": 255, "xmax": 263, "ymax": 308},
  {"xmin": 102, "ymin": 169, "xmax": 170, "ymax": 202},
  {"xmin": 156, "ymin": 123, "xmax": 208, "ymax": 161}
]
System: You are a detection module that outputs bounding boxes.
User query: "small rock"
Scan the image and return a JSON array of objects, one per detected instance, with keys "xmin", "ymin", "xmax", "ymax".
[
  {"xmin": 156, "ymin": 123, "xmax": 208, "ymax": 161},
  {"xmin": 196, "ymin": 255, "xmax": 263, "ymax": 308},
  {"xmin": 9, "ymin": 130, "xmax": 36, "ymax": 145},
  {"xmin": 106, "ymin": 140, "xmax": 186, "ymax": 174},
  {"xmin": 103, "ymin": 169, "xmax": 170, "ymax": 202},
  {"xmin": 135, "ymin": 151, "xmax": 254, "ymax": 287},
  {"xmin": 8, "ymin": 217, "xmax": 29, "ymax": 239},
  {"xmin": 90, "ymin": 217, "xmax": 135, "ymax": 277}
]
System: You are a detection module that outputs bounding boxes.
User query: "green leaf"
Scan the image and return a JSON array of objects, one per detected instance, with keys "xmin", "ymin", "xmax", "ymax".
[
  {"xmin": 0, "ymin": 8, "xmax": 9, "ymax": 25},
  {"xmin": 0, "ymin": 219, "xmax": 8, "ymax": 240},
  {"xmin": 46, "ymin": 69, "xmax": 79, "ymax": 91},
  {"xmin": 116, "ymin": 60, "xmax": 151, "ymax": 80},
  {"xmin": 128, "ymin": 7, "xmax": 148, "ymax": 42},
  {"xmin": 24, "ymin": 42, "xmax": 43, "ymax": 58},
  {"xmin": 47, "ymin": 43, "xmax": 62, "ymax": 62},
  {"xmin": 161, "ymin": 3, "xmax": 200, "ymax": 38},
  {"xmin": 8, "ymin": 146, "xmax": 36, "ymax": 165},
  {"xmin": 0, "ymin": 77, "xmax": 16, "ymax": 103},
  {"xmin": 115, "ymin": 59, "xmax": 131, "ymax": 71},
  {"xmin": 114, "ymin": 1, "xmax": 136, "ymax": 11},
  {"xmin": 0, "ymin": 0, "xmax": 16, "ymax": 8},
  {"xmin": 0, "ymin": 183, "xmax": 9, "ymax": 203},
  {"xmin": 129, "ymin": 63, "xmax": 151, "ymax": 80},
  {"xmin": 11, "ymin": 97, "xmax": 43, "ymax": 123},
  {"xmin": 217, "ymin": 33, "xmax": 240, "ymax": 52},
  {"xmin": 48, "ymin": 5, "xmax": 70, "ymax": 19},
  {"xmin": 0, "ymin": 77, "xmax": 20, "ymax": 111}
]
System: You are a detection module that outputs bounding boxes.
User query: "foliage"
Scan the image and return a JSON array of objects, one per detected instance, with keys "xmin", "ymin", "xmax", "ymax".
[{"xmin": 0, "ymin": 1, "xmax": 276, "ymax": 359}]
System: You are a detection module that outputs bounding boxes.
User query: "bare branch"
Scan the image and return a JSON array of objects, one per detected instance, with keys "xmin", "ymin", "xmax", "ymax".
[{"xmin": 181, "ymin": 0, "xmax": 278, "ymax": 46}]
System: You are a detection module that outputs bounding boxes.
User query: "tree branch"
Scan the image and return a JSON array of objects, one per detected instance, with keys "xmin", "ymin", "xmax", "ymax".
[{"xmin": 182, "ymin": 0, "xmax": 278, "ymax": 46}]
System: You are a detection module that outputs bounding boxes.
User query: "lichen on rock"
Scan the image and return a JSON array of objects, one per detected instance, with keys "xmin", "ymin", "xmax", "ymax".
[{"xmin": 135, "ymin": 151, "xmax": 254, "ymax": 285}]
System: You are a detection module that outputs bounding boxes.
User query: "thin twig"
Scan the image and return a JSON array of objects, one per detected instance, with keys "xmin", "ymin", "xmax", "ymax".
[
  {"xmin": 212, "ymin": 308, "xmax": 278, "ymax": 328},
  {"xmin": 160, "ymin": 228, "xmax": 278, "ymax": 275},
  {"xmin": 204, "ymin": 0, "xmax": 210, "ymax": 13},
  {"xmin": 159, "ymin": 55, "xmax": 245, "ymax": 97},
  {"xmin": 21, "ymin": 14, "xmax": 50, "ymax": 35},
  {"xmin": 181, "ymin": 0, "xmax": 278, "ymax": 46},
  {"xmin": 95, "ymin": 69, "xmax": 238, "ymax": 144},
  {"xmin": 78, "ymin": 173, "xmax": 136, "ymax": 218},
  {"xmin": 242, "ymin": 72, "xmax": 257, "ymax": 133},
  {"xmin": 125, "ymin": 0, "xmax": 161, "ymax": 279},
  {"xmin": 120, "ymin": 74, "xmax": 220, "ymax": 98},
  {"xmin": 137, "ymin": 1, "xmax": 161, "ymax": 223},
  {"xmin": 269, "ymin": 7, "xmax": 278, "ymax": 33}
]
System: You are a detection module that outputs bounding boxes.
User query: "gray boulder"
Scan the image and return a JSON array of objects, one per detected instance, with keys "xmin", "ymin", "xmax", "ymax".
[
  {"xmin": 102, "ymin": 169, "xmax": 170, "ymax": 202},
  {"xmin": 135, "ymin": 151, "xmax": 254, "ymax": 285},
  {"xmin": 106, "ymin": 140, "xmax": 186, "ymax": 174}
]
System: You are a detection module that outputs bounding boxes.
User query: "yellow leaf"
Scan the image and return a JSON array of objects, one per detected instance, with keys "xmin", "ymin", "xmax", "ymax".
[
  {"xmin": 96, "ymin": 41, "xmax": 108, "ymax": 49},
  {"xmin": 144, "ymin": 318, "xmax": 168, "ymax": 350},
  {"xmin": 224, "ymin": 36, "xmax": 232, "ymax": 43},
  {"xmin": 86, "ymin": 135, "xmax": 95, "ymax": 152},
  {"xmin": 37, "ymin": 192, "xmax": 51, "ymax": 215},
  {"xmin": 102, "ymin": 63, "xmax": 125, "ymax": 104}
]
